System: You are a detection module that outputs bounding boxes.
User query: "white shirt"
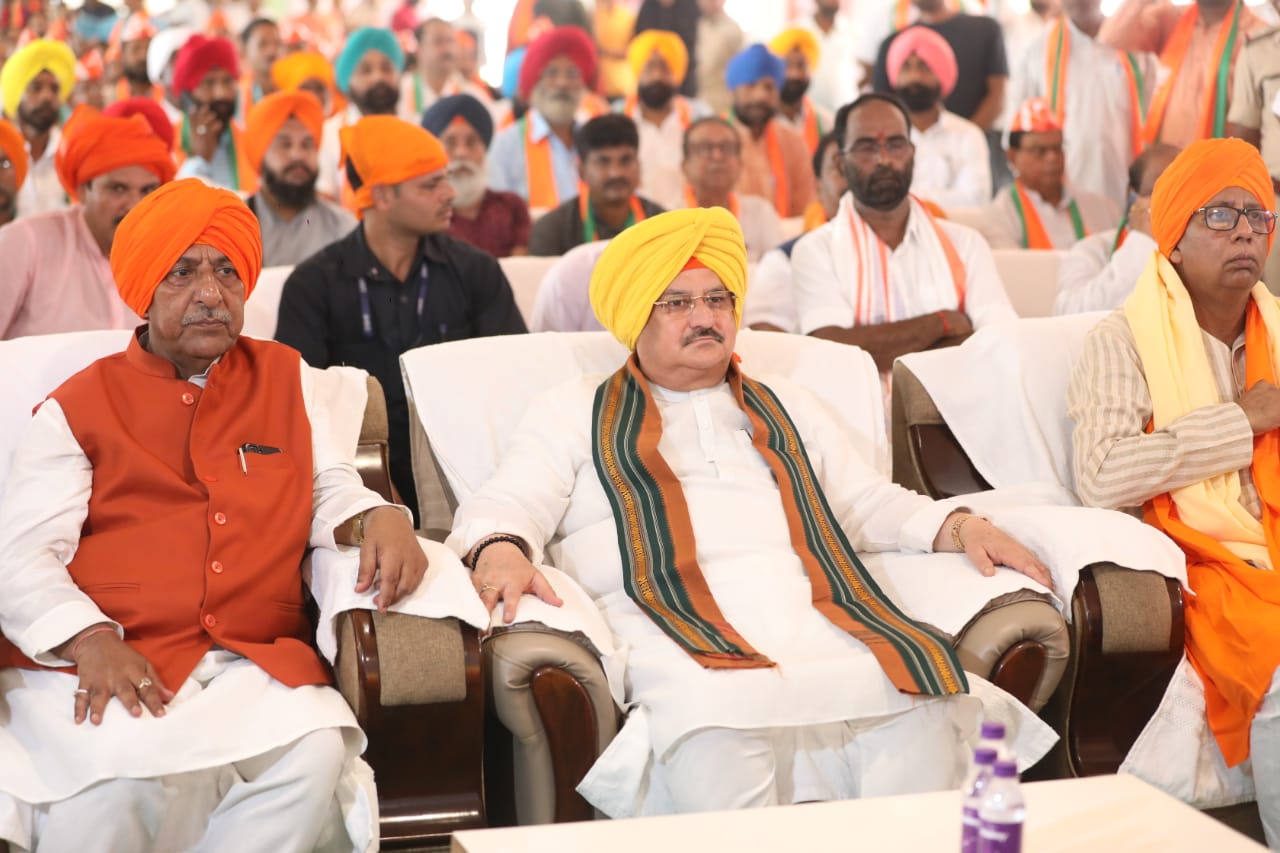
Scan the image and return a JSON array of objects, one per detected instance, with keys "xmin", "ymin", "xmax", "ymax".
[
  {"xmin": 398, "ymin": 71, "xmax": 493, "ymax": 120},
  {"xmin": 626, "ymin": 97, "xmax": 712, "ymax": 212},
  {"xmin": 487, "ymin": 108, "xmax": 580, "ymax": 205},
  {"xmin": 1053, "ymin": 227, "xmax": 1157, "ymax": 315},
  {"xmin": 791, "ymin": 202, "xmax": 1017, "ymax": 335},
  {"xmin": 802, "ymin": 13, "xmax": 862, "ymax": 112},
  {"xmin": 746, "ymin": 244, "xmax": 802, "ymax": 333},
  {"xmin": 317, "ymin": 103, "xmax": 361, "ymax": 201},
  {"xmin": 15, "ymin": 125, "xmax": 65, "ymax": 219},
  {"xmin": 978, "ymin": 184, "xmax": 1121, "ymax": 250},
  {"xmin": 999, "ymin": 10, "xmax": 1055, "ymax": 130},
  {"xmin": 853, "ymin": 0, "xmax": 914, "ymax": 68},
  {"xmin": 1009, "ymin": 17, "xmax": 1155, "ymax": 208},
  {"xmin": 910, "ymin": 110, "xmax": 993, "ymax": 209}
]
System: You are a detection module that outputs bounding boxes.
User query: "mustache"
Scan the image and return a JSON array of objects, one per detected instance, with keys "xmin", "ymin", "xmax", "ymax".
[
  {"xmin": 448, "ymin": 162, "xmax": 478, "ymax": 177},
  {"xmin": 682, "ymin": 327, "xmax": 724, "ymax": 345},
  {"xmin": 603, "ymin": 178, "xmax": 630, "ymax": 190},
  {"xmin": 182, "ymin": 306, "xmax": 234, "ymax": 326}
]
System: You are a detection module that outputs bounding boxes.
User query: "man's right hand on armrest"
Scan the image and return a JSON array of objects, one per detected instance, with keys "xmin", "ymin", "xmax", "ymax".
[
  {"xmin": 57, "ymin": 624, "xmax": 175, "ymax": 726},
  {"xmin": 469, "ymin": 538, "xmax": 564, "ymax": 624}
]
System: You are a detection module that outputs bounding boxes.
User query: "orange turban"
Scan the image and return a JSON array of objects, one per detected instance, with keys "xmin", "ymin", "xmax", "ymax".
[
  {"xmin": 1008, "ymin": 98, "xmax": 1062, "ymax": 134},
  {"xmin": 271, "ymin": 50, "xmax": 345, "ymax": 117},
  {"xmin": 243, "ymin": 91, "xmax": 325, "ymax": 170},
  {"xmin": 0, "ymin": 119, "xmax": 28, "ymax": 191},
  {"xmin": 1151, "ymin": 137, "xmax": 1277, "ymax": 258},
  {"xmin": 55, "ymin": 104, "xmax": 176, "ymax": 201},
  {"xmin": 339, "ymin": 115, "xmax": 448, "ymax": 217},
  {"xmin": 627, "ymin": 30, "xmax": 688, "ymax": 85},
  {"xmin": 111, "ymin": 178, "xmax": 262, "ymax": 317},
  {"xmin": 768, "ymin": 28, "xmax": 819, "ymax": 71}
]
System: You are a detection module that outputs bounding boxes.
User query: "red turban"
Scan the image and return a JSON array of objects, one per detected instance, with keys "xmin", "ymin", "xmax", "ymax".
[
  {"xmin": 0, "ymin": 118, "xmax": 28, "ymax": 191},
  {"xmin": 1151, "ymin": 137, "xmax": 1277, "ymax": 258},
  {"xmin": 111, "ymin": 178, "xmax": 263, "ymax": 317},
  {"xmin": 518, "ymin": 26, "xmax": 597, "ymax": 100},
  {"xmin": 55, "ymin": 104, "xmax": 176, "ymax": 201},
  {"xmin": 886, "ymin": 26, "xmax": 958, "ymax": 98},
  {"xmin": 171, "ymin": 35, "xmax": 239, "ymax": 96},
  {"xmin": 339, "ymin": 115, "xmax": 448, "ymax": 218},
  {"xmin": 104, "ymin": 97, "xmax": 176, "ymax": 149},
  {"xmin": 243, "ymin": 91, "xmax": 325, "ymax": 170}
]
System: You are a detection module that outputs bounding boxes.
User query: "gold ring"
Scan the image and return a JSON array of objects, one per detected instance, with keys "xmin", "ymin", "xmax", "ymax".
[
  {"xmin": 74, "ymin": 688, "xmax": 90, "ymax": 695},
  {"xmin": 479, "ymin": 584, "xmax": 497, "ymax": 594},
  {"xmin": 137, "ymin": 677, "xmax": 153, "ymax": 690}
]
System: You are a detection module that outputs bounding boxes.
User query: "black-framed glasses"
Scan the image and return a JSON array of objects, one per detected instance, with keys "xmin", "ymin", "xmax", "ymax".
[
  {"xmin": 652, "ymin": 290, "xmax": 737, "ymax": 316},
  {"xmin": 687, "ymin": 140, "xmax": 741, "ymax": 159},
  {"xmin": 842, "ymin": 136, "xmax": 914, "ymax": 163},
  {"xmin": 1196, "ymin": 205, "xmax": 1278, "ymax": 235}
]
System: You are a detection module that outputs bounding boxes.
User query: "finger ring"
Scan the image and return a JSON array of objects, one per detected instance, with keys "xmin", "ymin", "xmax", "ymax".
[
  {"xmin": 479, "ymin": 584, "xmax": 497, "ymax": 594},
  {"xmin": 196, "ymin": 125, "xmax": 208, "ymax": 135},
  {"xmin": 74, "ymin": 687, "xmax": 90, "ymax": 695},
  {"xmin": 136, "ymin": 677, "xmax": 153, "ymax": 690}
]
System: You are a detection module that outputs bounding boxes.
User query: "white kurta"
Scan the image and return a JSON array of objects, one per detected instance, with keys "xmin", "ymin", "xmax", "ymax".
[
  {"xmin": 802, "ymin": 13, "xmax": 862, "ymax": 112},
  {"xmin": 1052, "ymin": 228, "xmax": 1158, "ymax": 316},
  {"xmin": 446, "ymin": 372, "xmax": 1055, "ymax": 815},
  {"xmin": 910, "ymin": 110, "xmax": 994, "ymax": 210},
  {"xmin": 978, "ymin": 184, "xmax": 1121, "ymax": 250},
  {"xmin": 0, "ymin": 359, "xmax": 396, "ymax": 852},
  {"xmin": 628, "ymin": 98, "xmax": 712, "ymax": 212},
  {"xmin": 15, "ymin": 126, "xmax": 66, "ymax": 219}
]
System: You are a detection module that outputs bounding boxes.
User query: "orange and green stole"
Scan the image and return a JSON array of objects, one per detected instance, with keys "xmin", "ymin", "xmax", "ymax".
[{"xmin": 592, "ymin": 355, "xmax": 969, "ymax": 695}]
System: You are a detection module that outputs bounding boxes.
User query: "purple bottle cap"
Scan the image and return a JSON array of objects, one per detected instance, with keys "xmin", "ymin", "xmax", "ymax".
[
  {"xmin": 974, "ymin": 747, "xmax": 998, "ymax": 765},
  {"xmin": 993, "ymin": 760, "xmax": 1018, "ymax": 778},
  {"xmin": 981, "ymin": 720, "xmax": 1006, "ymax": 739}
]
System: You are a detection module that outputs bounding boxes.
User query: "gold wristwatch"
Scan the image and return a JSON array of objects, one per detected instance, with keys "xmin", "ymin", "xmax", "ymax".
[{"xmin": 350, "ymin": 509, "xmax": 370, "ymax": 546}]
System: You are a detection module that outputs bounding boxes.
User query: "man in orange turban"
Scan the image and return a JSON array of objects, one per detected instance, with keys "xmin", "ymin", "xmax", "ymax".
[
  {"xmin": 0, "ymin": 118, "xmax": 27, "ymax": 225},
  {"xmin": 0, "ymin": 105, "xmax": 174, "ymax": 339},
  {"xmin": 978, "ymin": 98, "xmax": 1120, "ymax": 250},
  {"xmin": 242, "ymin": 91, "xmax": 354, "ymax": 266},
  {"xmin": 0, "ymin": 176, "xmax": 427, "ymax": 853},
  {"xmin": 1068, "ymin": 138, "xmax": 1280, "ymax": 842},
  {"xmin": 277, "ymin": 114, "xmax": 526, "ymax": 518}
]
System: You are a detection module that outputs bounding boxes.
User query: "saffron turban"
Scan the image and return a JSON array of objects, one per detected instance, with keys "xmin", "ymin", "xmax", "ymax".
[
  {"xmin": 627, "ymin": 30, "xmax": 688, "ymax": 84},
  {"xmin": 172, "ymin": 35, "xmax": 240, "ymax": 96},
  {"xmin": 886, "ymin": 25, "xmax": 957, "ymax": 98},
  {"xmin": 55, "ymin": 105, "xmax": 176, "ymax": 200},
  {"xmin": 0, "ymin": 39, "xmax": 76, "ymax": 119},
  {"xmin": 271, "ymin": 50, "xmax": 344, "ymax": 116},
  {"xmin": 340, "ymin": 115, "xmax": 448, "ymax": 216},
  {"xmin": 335, "ymin": 27, "xmax": 405, "ymax": 95},
  {"xmin": 421, "ymin": 94, "xmax": 494, "ymax": 147},
  {"xmin": 590, "ymin": 207, "xmax": 748, "ymax": 350},
  {"xmin": 147, "ymin": 26, "xmax": 193, "ymax": 87},
  {"xmin": 0, "ymin": 119, "xmax": 29, "ymax": 191},
  {"xmin": 1151, "ymin": 137, "xmax": 1277, "ymax": 258},
  {"xmin": 243, "ymin": 91, "xmax": 325, "ymax": 170},
  {"xmin": 518, "ymin": 26, "xmax": 597, "ymax": 100},
  {"xmin": 104, "ymin": 96, "xmax": 176, "ymax": 150},
  {"xmin": 768, "ymin": 28, "xmax": 819, "ymax": 70},
  {"xmin": 1009, "ymin": 97, "xmax": 1062, "ymax": 134},
  {"xmin": 111, "ymin": 178, "xmax": 263, "ymax": 317},
  {"xmin": 725, "ymin": 44, "xmax": 784, "ymax": 91}
]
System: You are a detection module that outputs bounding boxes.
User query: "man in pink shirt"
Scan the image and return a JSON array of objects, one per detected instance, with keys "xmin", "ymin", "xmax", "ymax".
[{"xmin": 0, "ymin": 106, "xmax": 174, "ymax": 340}]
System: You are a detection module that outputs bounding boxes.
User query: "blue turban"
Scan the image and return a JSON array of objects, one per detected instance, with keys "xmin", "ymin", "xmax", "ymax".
[
  {"xmin": 501, "ymin": 47, "xmax": 526, "ymax": 101},
  {"xmin": 725, "ymin": 43, "xmax": 784, "ymax": 90},
  {"xmin": 421, "ymin": 93, "xmax": 494, "ymax": 147},
  {"xmin": 335, "ymin": 27, "xmax": 405, "ymax": 95}
]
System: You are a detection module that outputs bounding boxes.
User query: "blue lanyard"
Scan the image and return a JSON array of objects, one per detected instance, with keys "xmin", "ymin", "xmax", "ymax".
[{"xmin": 356, "ymin": 264, "xmax": 430, "ymax": 343}]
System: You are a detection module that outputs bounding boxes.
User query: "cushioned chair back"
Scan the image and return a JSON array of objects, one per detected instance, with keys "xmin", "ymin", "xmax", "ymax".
[
  {"xmin": 991, "ymin": 250, "xmax": 1067, "ymax": 318},
  {"xmin": 244, "ymin": 265, "xmax": 293, "ymax": 340},
  {"xmin": 402, "ymin": 330, "xmax": 886, "ymax": 529},
  {"xmin": 499, "ymin": 256, "xmax": 560, "ymax": 325}
]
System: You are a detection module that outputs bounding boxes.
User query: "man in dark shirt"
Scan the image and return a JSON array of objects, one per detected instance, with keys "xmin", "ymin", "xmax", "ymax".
[
  {"xmin": 421, "ymin": 93, "xmax": 532, "ymax": 257},
  {"xmin": 528, "ymin": 113, "xmax": 665, "ymax": 256},
  {"xmin": 276, "ymin": 115, "xmax": 525, "ymax": 518}
]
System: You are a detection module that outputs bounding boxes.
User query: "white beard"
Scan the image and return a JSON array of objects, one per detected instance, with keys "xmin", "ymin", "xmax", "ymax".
[{"xmin": 449, "ymin": 161, "xmax": 489, "ymax": 209}]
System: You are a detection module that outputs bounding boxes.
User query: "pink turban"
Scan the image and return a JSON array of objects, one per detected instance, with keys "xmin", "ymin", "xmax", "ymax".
[{"xmin": 886, "ymin": 26, "xmax": 957, "ymax": 98}]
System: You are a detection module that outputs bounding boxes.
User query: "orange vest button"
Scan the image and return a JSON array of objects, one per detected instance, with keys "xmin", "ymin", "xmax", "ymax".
[
  {"xmin": 213, "ymin": 512, "xmax": 227, "ymax": 525},
  {"xmin": 181, "ymin": 392, "xmax": 195, "ymax": 405},
  {"xmin": 203, "ymin": 613, "xmax": 217, "ymax": 628},
  {"xmin": 211, "ymin": 560, "xmax": 224, "ymax": 573}
]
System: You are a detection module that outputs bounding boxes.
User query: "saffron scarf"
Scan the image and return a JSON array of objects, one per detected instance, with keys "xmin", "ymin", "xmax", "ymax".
[
  {"xmin": 521, "ymin": 114, "xmax": 562, "ymax": 208},
  {"xmin": 1125, "ymin": 253, "xmax": 1280, "ymax": 765},
  {"xmin": 1144, "ymin": 0, "xmax": 1241, "ymax": 144},
  {"xmin": 799, "ymin": 97, "xmax": 823, "ymax": 154},
  {"xmin": 1045, "ymin": 17, "xmax": 1147, "ymax": 159},
  {"xmin": 592, "ymin": 355, "xmax": 968, "ymax": 695},
  {"xmin": 1009, "ymin": 182, "xmax": 1085, "ymax": 250}
]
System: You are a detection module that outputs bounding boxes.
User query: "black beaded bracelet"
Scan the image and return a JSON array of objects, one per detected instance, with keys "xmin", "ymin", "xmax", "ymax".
[{"xmin": 469, "ymin": 533, "xmax": 530, "ymax": 569}]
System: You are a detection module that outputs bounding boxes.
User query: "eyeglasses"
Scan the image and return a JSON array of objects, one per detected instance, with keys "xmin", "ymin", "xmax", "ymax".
[
  {"xmin": 1016, "ymin": 143, "xmax": 1065, "ymax": 159},
  {"xmin": 1196, "ymin": 205, "xmax": 1278, "ymax": 235},
  {"xmin": 687, "ymin": 141, "xmax": 741, "ymax": 159},
  {"xmin": 843, "ymin": 136, "xmax": 914, "ymax": 164},
  {"xmin": 652, "ymin": 290, "xmax": 737, "ymax": 316}
]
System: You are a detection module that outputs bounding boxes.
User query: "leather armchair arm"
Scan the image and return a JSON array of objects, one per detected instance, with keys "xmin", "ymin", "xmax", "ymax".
[{"xmin": 953, "ymin": 594, "xmax": 1070, "ymax": 712}]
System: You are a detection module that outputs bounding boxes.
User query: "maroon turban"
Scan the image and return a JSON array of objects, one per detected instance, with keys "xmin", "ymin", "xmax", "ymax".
[
  {"xmin": 171, "ymin": 35, "xmax": 239, "ymax": 97},
  {"xmin": 517, "ymin": 26, "xmax": 597, "ymax": 100}
]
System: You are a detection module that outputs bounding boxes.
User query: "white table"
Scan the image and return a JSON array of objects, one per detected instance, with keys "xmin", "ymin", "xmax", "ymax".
[{"xmin": 450, "ymin": 774, "xmax": 1265, "ymax": 852}]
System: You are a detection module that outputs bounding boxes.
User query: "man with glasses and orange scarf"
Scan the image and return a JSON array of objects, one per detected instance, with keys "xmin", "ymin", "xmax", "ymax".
[{"xmin": 1069, "ymin": 138, "xmax": 1280, "ymax": 844}]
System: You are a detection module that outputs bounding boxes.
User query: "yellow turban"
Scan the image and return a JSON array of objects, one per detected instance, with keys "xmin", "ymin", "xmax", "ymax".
[
  {"xmin": 1151, "ymin": 137, "xmax": 1277, "ymax": 258},
  {"xmin": 768, "ymin": 28, "xmax": 820, "ymax": 71},
  {"xmin": 590, "ymin": 207, "xmax": 747, "ymax": 350},
  {"xmin": 1, "ymin": 39, "xmax": 76, "ymax": 119},
  {"xmin": 627, "ymin": 30, "xmax": 689, "ymax": 85}
]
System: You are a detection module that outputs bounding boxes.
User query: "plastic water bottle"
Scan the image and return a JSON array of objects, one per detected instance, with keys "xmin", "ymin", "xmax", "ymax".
[
  {"xmin": 960, "ymin": 746, "xmax": 999, "ymax": 853},
  {"xmin": 978, "ymin": 760, "xmax": 1025, "ymax": 853},
  {"xmin": 977, "ymin": 719, "xmax": 1008, "ymax": 761}
]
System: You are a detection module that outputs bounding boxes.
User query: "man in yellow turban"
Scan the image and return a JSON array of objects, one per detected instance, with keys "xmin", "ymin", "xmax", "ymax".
[
  {"xmin": 1068, "ymin": 137, "xmax": 1280, "ymax": 841},
  {"xmin": 242, "ymin": 91, "xmax": 354, "ymax": 266},
  {"xmin": 0, "ymin": 38, "xmax": 75, "ymax": 216},
  {"xmin": 277, "ymin": 114, "xmax": 526, "ymax": 519},
  {"xmin": 450, "ymin": 206, "xmax": 1052, "ymax": 816},
  {"xmin": 0, "ymin": 177, "xmax": 426, "ymax": 852},
  {"xmin": 271, "ymin": 50, "xmax": 344, "ymax": 117},
  {"xmin": 768, "ymin": 28, "xmax": 830, "ymax": 156},
  {"xmin": 621, "ymin": 29, "xmax": 712, "ymax": 210}
]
